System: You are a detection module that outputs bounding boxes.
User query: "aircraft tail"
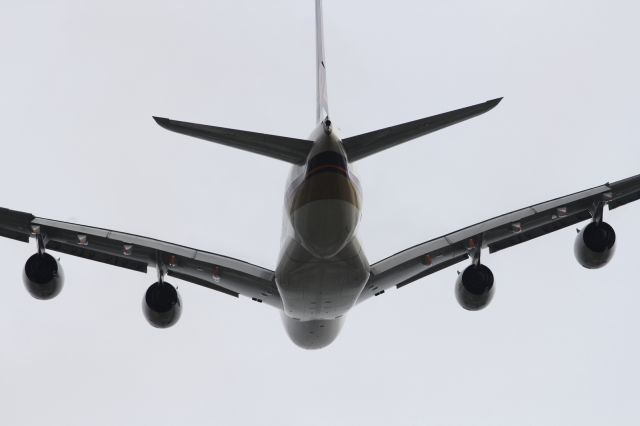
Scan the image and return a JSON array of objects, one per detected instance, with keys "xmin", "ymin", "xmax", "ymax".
[
  {"xmin": 316, "ymin": 0, "xmax": 329, "ymax": 124},
  {"xmin": 153, "ymin": 117, "xmax": 314, "ymax": 164},
  {"xmin": 341, "ymin": 98, "xmax": 503, "ymax": 162},
  {"xmin": 151, "ymin": 2, "xmax": 331, "ymax": 165}
]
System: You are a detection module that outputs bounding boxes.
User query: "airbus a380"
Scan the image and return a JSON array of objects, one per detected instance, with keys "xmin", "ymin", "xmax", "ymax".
[{"xmin": 2, "ymin": 1, "xmax": 639, "ymax": 349}]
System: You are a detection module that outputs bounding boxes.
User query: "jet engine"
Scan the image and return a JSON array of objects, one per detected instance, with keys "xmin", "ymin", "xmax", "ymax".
[
  {"xmin": 23, "ymin": 252, "xmax": 64, "ymax": 300},
  {"xmin": 142, "ymin": 282, "xmax": 182, "ymax": 328},
  {"xmin": 574, "ymin": 221, "xmax": 616, "ymax": 269},
  {"xmin": 455, "ymin": 264, "xmax": 494, "ymax": 311}
]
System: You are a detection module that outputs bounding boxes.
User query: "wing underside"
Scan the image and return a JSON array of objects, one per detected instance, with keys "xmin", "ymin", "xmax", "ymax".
[
  {"xmin": 0, "ymin": 209, "xmax": 281, "ymax": 308},
  {"xmin": 358, "ymin": 173, "xmax": 640, "ymax": 303}
]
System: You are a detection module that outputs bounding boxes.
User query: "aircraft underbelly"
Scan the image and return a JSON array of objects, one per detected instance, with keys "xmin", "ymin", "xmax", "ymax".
[
  {"xmin": 275, "ymin": 235, "xmax": 369, "ymax": 321},
  {"xmin": 291, "ymin": 199, "xmax": 359, "ymax": 258}
]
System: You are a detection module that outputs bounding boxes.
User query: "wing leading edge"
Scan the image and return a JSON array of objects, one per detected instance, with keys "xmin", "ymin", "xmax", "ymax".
[
  {"xmin": 358, "ymin": 172, "xmax": 640, "ymax": 303},
  {"xmin": 0, "ymin": 209, "xmax": 281, "ymax": 308}
]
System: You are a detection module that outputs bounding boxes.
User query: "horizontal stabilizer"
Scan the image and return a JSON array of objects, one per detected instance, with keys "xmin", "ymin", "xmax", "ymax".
[
  {"xmin": 342, "ymin": 98, "xmax": 502, "ymax": 162},
  {"xmin": 153, "ymin": 117, "xmax": 314, "ymax": 164}
]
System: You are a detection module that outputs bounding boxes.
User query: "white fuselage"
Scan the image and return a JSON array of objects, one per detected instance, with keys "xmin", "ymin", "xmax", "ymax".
[{"xmin": 275, "ymin": 123, "xmax": 369, "ymax": 349}]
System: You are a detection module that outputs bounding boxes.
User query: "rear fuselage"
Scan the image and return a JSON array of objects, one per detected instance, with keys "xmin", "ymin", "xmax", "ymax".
[{"xmin": 275, "ymin": 122, "xmax": 369, "ymax": 349}]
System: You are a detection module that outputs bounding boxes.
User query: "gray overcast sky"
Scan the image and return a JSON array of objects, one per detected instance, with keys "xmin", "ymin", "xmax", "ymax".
[{"xmin": 1, "ymin": 1, "xmax": 640, "ymax": 425}]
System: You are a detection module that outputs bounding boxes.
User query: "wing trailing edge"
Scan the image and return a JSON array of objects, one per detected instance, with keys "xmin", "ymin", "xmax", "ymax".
[
  {"xmin": 153, "ymin": 116, "xmax": 314, "ymax": 164},
  {"xmin": 342, "ymin": 97, "xmax": 503, "ymax": 162}
]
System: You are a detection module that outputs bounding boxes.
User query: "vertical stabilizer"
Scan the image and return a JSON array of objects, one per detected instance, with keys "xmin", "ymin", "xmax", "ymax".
[{"xmin": 316, "ymin": 0, "xmax": 329, "ymax": 123}]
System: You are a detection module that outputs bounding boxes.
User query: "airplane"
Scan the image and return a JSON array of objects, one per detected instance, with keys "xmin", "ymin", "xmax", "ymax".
[{"xmin": 1, "ymin": 0, "xmax": 638, "ymax": 349}]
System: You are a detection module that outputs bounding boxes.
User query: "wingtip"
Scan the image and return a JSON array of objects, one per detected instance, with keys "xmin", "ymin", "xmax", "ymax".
[
  {"xmin": 153, "ymin": 116, "xmax": 170, "ymax": 126},
  {"xmin": 482, "ymin": 97, "xmax": 503, "ymax": 111}
]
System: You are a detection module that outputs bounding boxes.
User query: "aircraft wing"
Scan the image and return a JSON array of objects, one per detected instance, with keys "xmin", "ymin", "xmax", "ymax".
[
  {"xmin": 0, "ymin": 208, "xmax": 282, "ymax": 308},
  {"xmin": 358, "ymin": 173, "xmax": 640, "ymax": 303}
]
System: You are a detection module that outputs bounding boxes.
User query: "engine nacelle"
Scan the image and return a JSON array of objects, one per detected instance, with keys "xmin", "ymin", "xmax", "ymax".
[
  {"xmin": 574, "ymin": 221, "xmax": 616, "ymax": 269},
  {"xmin": 23, "ymin": 253, "xmax": 64, "ymax": 300},
  {"xmin": 455, "ymin": 264, "xmax": 495, "ymax": 311},
  {"xmin": 142, "ymin": 282, "xmax": 182, "ymax": 328}
]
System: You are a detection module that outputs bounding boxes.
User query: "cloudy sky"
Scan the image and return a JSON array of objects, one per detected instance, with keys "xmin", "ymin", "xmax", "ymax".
[{"xmin": 1, "ymin": 1, "xmax": 639, "ymax": 424}]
